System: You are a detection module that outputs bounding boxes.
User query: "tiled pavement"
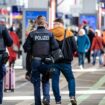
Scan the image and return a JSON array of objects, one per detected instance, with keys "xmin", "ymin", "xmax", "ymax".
[{"xmin": 2, "ymin": 58, "xmax": 105, "ymax": 105}]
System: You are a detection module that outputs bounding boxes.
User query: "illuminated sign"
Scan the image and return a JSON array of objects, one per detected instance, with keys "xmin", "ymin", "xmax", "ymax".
[{"xmin": 79, "ymin": 14, "xmax": 97, "ymax": 30}]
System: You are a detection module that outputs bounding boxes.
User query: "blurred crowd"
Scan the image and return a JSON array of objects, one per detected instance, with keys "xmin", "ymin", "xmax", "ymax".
[
  {"xmin": 5, "ymin": 18, "xmax": 105, "ymax": 69},
  {"xmin": 24, "ymin": 18, "xmax": 105, "ymax": 70},
  {"xmin": 72, "ymin": 20, "xmax": 105, "ymax": 69}
]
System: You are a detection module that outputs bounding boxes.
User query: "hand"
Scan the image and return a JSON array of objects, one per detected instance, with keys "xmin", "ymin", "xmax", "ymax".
[{"xmin": 85, "ymin": 49, "xmax": 88, "ymax": 52}]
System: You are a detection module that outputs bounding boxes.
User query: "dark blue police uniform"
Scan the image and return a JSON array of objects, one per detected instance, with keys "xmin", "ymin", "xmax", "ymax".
[
  {"xmin": 23, "ymin": 26, "xmax": 59, "ymax": 105},
  {"xmin": 0, "ymin": 24, "xmax": 13, "ymax": 104}
]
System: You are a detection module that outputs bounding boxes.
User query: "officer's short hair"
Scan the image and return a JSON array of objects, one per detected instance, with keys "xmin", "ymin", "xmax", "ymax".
[
  {"xmin": 37, "ymin": 15, "xmax": 46, "ymax": 20},
  {"xmin": 36, "ymin": 15, "xmax": 46, "ymax": 26},
  {"xmin": 54, "ymin": 18, "xmax": 64, "ymax": 25}
]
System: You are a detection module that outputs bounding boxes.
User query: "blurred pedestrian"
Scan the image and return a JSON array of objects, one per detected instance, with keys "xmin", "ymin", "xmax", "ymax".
[
  {"xmin": 7, "ymin": 27, "xmax": 20, "ymax": 67},
  {"xmin": 51, "ymin": 18, "xmax": 77, "ymax": 105},
  {"xmin": 91, "ymin": 30, "xmax": 104, "ymax": 66},
  {"xmin": 86, "ymin": 27, "xmax": 95, "ymax": 63},
  {"xmin": 15, "ymin": 22, "xmax": 22, "ymax": 39},
  {"xmin": 77, "ymin": 29, "xmax": 90, "ymax": 69},
  {"xmin": 82, "ymin": 20, "xmax": 89, "ymax": 34},
  {"xmin": 23, "ymin": 16, "xmax": 59, "ymax": 105},
  {"xmin": 0, "ymin": 19, "xmax": 13, "ymax": 104},
  {"xmin": 26, "ymin": 19, "xmax": 34, "ymax": 36}
]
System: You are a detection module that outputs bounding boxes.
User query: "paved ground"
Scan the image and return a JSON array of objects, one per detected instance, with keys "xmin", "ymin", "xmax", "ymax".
[{"xmin": 2, "ymin": 58, "xmax": 105, "ymax": 105}]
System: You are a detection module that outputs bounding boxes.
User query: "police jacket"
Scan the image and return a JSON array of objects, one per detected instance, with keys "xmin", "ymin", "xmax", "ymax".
[
  {"xmin": 23, "ymin": 26, "xmax": 59, "ymax": 58},
  {"xmin": 0, "ymin": 25, "xmax": 13, "ymax": 52}
]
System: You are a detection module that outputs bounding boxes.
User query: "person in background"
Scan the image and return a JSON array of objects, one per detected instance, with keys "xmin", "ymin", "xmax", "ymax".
[
  {"xmin": 26, "ymin": 19, "xmax": 34, "ymax": 36},
  {"xmin": 51, "ymin": 18, "xmax": 77, "ymax": 105},
  {"xmin": 91, "ymin": 30, "xmax": 104, "ymax": 66},
  {"xmin": 82, "ymin": 20, "xmax": 89, "ymax": 34},
  {"xmin": 77, "ymin": 29, "xmax": 90, "ymax": 69},
  {"xmin": 0, "ymin": 19, "xmax": 13, "ymax": 104},
  {"xmin": 86, "ymin": 27, "xmax": 95, "ymax": 63},
  {"xmin": 15, "ymin": 22, "xmax": 22, "ymax": 39},
  {"xmin": 8, "ymin": 27, "xmax": 20, "ymax": 67}
]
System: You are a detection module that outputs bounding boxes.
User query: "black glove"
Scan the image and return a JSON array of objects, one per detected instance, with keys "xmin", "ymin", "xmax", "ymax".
[{"xmin": 42, "ymin": 57, "xmax": 54, "ymax": 64}]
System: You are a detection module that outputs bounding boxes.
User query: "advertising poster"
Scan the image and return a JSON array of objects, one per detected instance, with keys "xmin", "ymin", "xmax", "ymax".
[
  {"xmin": 79, "ymin": 14, "xmax": 97, "ymax": 30},
  {"xmin": 25, "ymin": 10, "xmax": 48, "ymax": 36}
]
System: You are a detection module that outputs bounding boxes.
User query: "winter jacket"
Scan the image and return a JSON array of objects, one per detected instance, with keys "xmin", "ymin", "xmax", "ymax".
[
  {"xmin": 91, "ymin": 36, "xmax": 103, "ymax": 51},
  {"xmin": 51, "ymin": 27, "xmax": 77, "ymax": 63},
  {"xmin": 8, "ymin": 31, "xmax": 20, "ymax": 63},
  {"xmin": 88, "ymin": 30, "xmax": 95, "ymax": 45},
  {"xmin": 23, "ymin": 26, "xmax": 59, "ymax": 58},
  {"xmin": 77, "ymin": 34, "xmax": 90, "ymax": 53},
  {"xmin": 0, "ymin": 25, "xmax": 13, "ymax": 52}
]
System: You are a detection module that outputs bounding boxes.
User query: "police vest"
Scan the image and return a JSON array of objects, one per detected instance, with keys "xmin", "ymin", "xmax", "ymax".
[{"xmin": 32, "ymin": 33, "xmax": 50, "ymax": 58}]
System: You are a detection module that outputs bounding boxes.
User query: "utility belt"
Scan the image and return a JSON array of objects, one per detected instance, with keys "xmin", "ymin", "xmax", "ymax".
[
  {"xmin": 32, "ymin": 56, "xmax": 54, "ymax": 64},
  {"xmin": 32, "ymin": 57, "xmax": 42, "ymax": 61},
  {"xmin": 31, "ymin": 56, "xmax": 55, "ymax": 80}
]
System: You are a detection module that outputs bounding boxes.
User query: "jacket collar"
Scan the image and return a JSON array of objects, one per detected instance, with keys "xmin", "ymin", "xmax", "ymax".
[{"xmin": 37, "ymin": 26, "xmax": 45, "ymax": 29}]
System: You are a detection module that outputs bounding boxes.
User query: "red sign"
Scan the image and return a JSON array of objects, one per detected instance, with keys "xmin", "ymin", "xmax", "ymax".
[{"xmin": 0, "ymin": 9, "xmax": 9, "ymax": 15}]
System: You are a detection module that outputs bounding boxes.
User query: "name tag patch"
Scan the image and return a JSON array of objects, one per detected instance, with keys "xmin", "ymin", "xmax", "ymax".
[{"xmin": 34, "ymin": 35, "xmax": 49, "ymax": 41}]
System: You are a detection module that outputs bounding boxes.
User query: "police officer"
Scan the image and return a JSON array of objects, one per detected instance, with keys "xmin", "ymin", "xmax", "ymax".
[
  {"xmin": 23, "ymin": 16, "xmax": 59, "ymax": 105},
  {"xmin": 0, "ymin": 20, "xmax": 13, "ymax": 104}
]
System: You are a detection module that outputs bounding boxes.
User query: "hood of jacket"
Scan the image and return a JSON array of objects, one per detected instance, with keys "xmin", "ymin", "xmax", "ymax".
[
  {"xmin": 78, "ymin": 33, "xmax": 85, "ymax": 36},
  {"xmin": 51, "ymin": 27, "xmax": 73, "ymax": 41},
  {"xmin": 78, "ymin": 28, "xmax": 86, "ymax": 36}
]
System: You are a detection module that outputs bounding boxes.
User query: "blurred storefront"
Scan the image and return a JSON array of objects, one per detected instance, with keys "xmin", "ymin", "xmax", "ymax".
[{"xmin": 57, "ymin": 0, "xmax": 105, "ymax": 30}]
